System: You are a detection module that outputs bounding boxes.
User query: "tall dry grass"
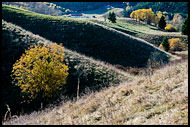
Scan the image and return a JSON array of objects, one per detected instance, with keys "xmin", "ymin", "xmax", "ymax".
[{"xmin": 3, "ymin": 59, "xmax": 188, "ymax": 125}]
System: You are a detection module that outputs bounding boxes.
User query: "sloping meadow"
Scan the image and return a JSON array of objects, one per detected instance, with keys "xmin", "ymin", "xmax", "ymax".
[
  {"xmin": 2, "ymin": 5, "xmax": 171, "ymax": 67},
  {"xmin": 2, "ymin": 20, "xmax": 131, "ymax": 115}
]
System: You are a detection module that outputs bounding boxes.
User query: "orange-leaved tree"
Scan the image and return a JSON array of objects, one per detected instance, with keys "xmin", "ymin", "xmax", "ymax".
[{"xmin": 11, "ymin": 43, "xmax": 69, "ymax": 103}]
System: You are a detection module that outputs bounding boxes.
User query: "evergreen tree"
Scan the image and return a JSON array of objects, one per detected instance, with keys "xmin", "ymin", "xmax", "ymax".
[
  {"xmin": 108, "ymin": 12, "xmax": 117, "ymax": 23},
  {"xmin": 161, "ymin": 37, "xmax": 169, "ymax": 52},
  {"xmin": 181, "ymin": 17, "xmax": 188, "ymax": 35},
  {"xmin": 158, "ymin": 15, "xmax": 166, "ymax": 29}
]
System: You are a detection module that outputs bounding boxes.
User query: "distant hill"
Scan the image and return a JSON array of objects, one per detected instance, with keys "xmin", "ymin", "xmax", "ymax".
[
  {"xmin": 2, "ymin": 2, "xmax": 64, "ymax": 16},
  {"xmin": 51, "ymin": 2, "xmax": 124, "ymax": 12},
  {"xmin": 2, "ymin": 19, "xmax": 129, "ymax": 116},
  {"xmin": 125, "ymin": 2, "xmax": 188, "ymax": 18},
  {"xmin": 2, "ymin": 5, "xmax": 171, "ymax": 68}
]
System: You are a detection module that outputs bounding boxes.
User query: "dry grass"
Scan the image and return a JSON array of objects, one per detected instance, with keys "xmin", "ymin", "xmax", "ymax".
[{"xmin": 4, "ymin": 59, "xmax": 188, "ymax": 125}]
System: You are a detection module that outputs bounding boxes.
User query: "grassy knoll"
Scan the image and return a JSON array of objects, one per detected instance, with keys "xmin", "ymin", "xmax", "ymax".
[
  {"xmin": 90, "ymin": 18, "xmax": 188, "ymax": 47},
  {"xmin": 2, "ymin": 20, "xmax": 131, "ymax": 117},
  {"xmin": 3, "ymin": 57, "xmax": 188, "ymax": 125},
  {"xmin": 2, "ymin": 5, "xmax": 171, "ymax": 68}
]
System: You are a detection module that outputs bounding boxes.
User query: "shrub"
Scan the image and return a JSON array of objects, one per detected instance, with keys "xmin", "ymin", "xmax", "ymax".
[
  {"xmin": 159, "ymin": 38, "xmax": 186, "ymax": 52},
  {"xmin": 108, "ymin": 12, "xmax": 116, "ymax": 23},
  {"xmin": 168, "ymin": 38, "xmax": 186, "ymax": 52},
  {"xmin": 165, "ymin": 24, "xmax": 177, "ymax": 32},
  {"xmin": 159, "ymin": 37, "xmax": 169, "ymax": 52},
  {"xmin": 11, "ymin": 43, "xmax": 69, "ymax": 103},
  {"xmin": 181, "ymin": 17, "xmax": 188, "ymax": 35},
  {"xmin": 158, "ymin": 15, "xmax": 166, "ymax": 29}
]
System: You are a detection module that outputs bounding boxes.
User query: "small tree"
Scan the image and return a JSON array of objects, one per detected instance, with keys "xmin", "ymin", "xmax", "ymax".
[
  {"xmin": 158, "ymin": 15, "xmax": 166, "ymax": 29},
  {"xmin": 108, "ymin": 12, "xmax": 116, "ymax": 23},
  {"xmin": 161, "ymin": 37, "xmax": 169, "ymax": 52},
  {"xmin": 11, "ymin": 43, "xmax": 69, "ymax": 103},
  {"xmin": 181, "ymin": 17, "xmax": 188, "ymax": 35}
]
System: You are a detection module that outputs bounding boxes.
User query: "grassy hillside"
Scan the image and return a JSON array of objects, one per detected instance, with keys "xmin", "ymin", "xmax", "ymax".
[
  {"xmin": 90, "ymin": 18, "xmax": 188, "ymax": 47},
  {"xmin": 3, "ymin": 58, "xmax": 188, "ymax": 125},
  {"xmin": 2, "ymin": 20, "xmax": 131, "ymax": 116},
  {"xmin": 2, "ymin": 5, "xmax": 172, "ymax": 68}
]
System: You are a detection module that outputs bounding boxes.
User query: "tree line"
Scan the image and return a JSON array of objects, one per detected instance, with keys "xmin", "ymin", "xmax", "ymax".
[
  {"xmin": 2, "ymin": 2, "xmax": 63, "ymax": 16},
  {"xmin": 124, "ymin": 2, "xmax": 188, "ymax": 19}
]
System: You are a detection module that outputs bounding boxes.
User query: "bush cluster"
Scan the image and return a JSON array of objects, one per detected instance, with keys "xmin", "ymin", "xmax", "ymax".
[
  {"xmin": 165, "ymin": 24, "xmax": 177, "ymax": 32},
  {"xmin": 168, "ymin": 38, "xmax": 186, "ymax": 52},
  {"xmin": 159, "ymin": 38, "xmax": 186, "ymax": 52}
]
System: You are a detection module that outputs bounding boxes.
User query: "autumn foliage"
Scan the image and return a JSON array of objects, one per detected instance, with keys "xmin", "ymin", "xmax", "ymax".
[
  {"xmin": 11, "ymin": 43, "xmax": 69, "ymax": 103},
  {"xmin": 165, "ymin": 24, "xmax": 177, "ymax": 32},
  {"xmin": 168, "ymin": 38, "xmax": 186, "ymax": 52},
  {"xmin": 159, "ymin": 38, "xmax": 186, "ymax": 52},
  {"xmin": 130, "ymin": 8, "xmax": 157, "ymax": 25}
]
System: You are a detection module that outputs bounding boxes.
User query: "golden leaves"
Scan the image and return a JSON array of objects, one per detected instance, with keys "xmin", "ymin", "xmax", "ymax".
[
  {"xmin": 130, "ymin": 9, "xmax": 155, "ymax": 21},
  {"xmin": 165, "ymin": 24, "xmax": 177, "ymax": 32},
  {"xmin": 169, "ymin": 38, "xmax": 186, "ymax": 51},
  {"xmin": 11, "ymin": 43, "xmax": 69, "ymax": 103},
  {"xmin": 159, "ymin": 38, "xmax": 187, "ymax": 52}
]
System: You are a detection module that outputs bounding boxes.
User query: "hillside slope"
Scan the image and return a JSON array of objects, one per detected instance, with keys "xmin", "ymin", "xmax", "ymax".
[
  {"xmin": 3, "ymin": 59, "xmax": 188, "ymax": 125},
  {"xmin": 2, "ymin": 5, "xmax": 172, "ymax": 67},
  {"xmin": 2, "ymin": 20, "xmax": 132, "ymax": 116},
  {"xmin": 2, "ymin": 2, "xmax": 63, "ymax": 16},
  {"xmin": 90, "ymin": 18, "xmax": 188, "ymax": 47}
]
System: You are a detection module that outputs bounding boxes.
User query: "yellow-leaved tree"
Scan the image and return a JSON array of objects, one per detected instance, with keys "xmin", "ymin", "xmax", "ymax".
[
  {"xmin": 130, "ymin": 8, "xmax": 157, "ymax": 25},
  {"xmin": 11, "ymin": 43, "xmax": 69, "ymax": 103}
]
